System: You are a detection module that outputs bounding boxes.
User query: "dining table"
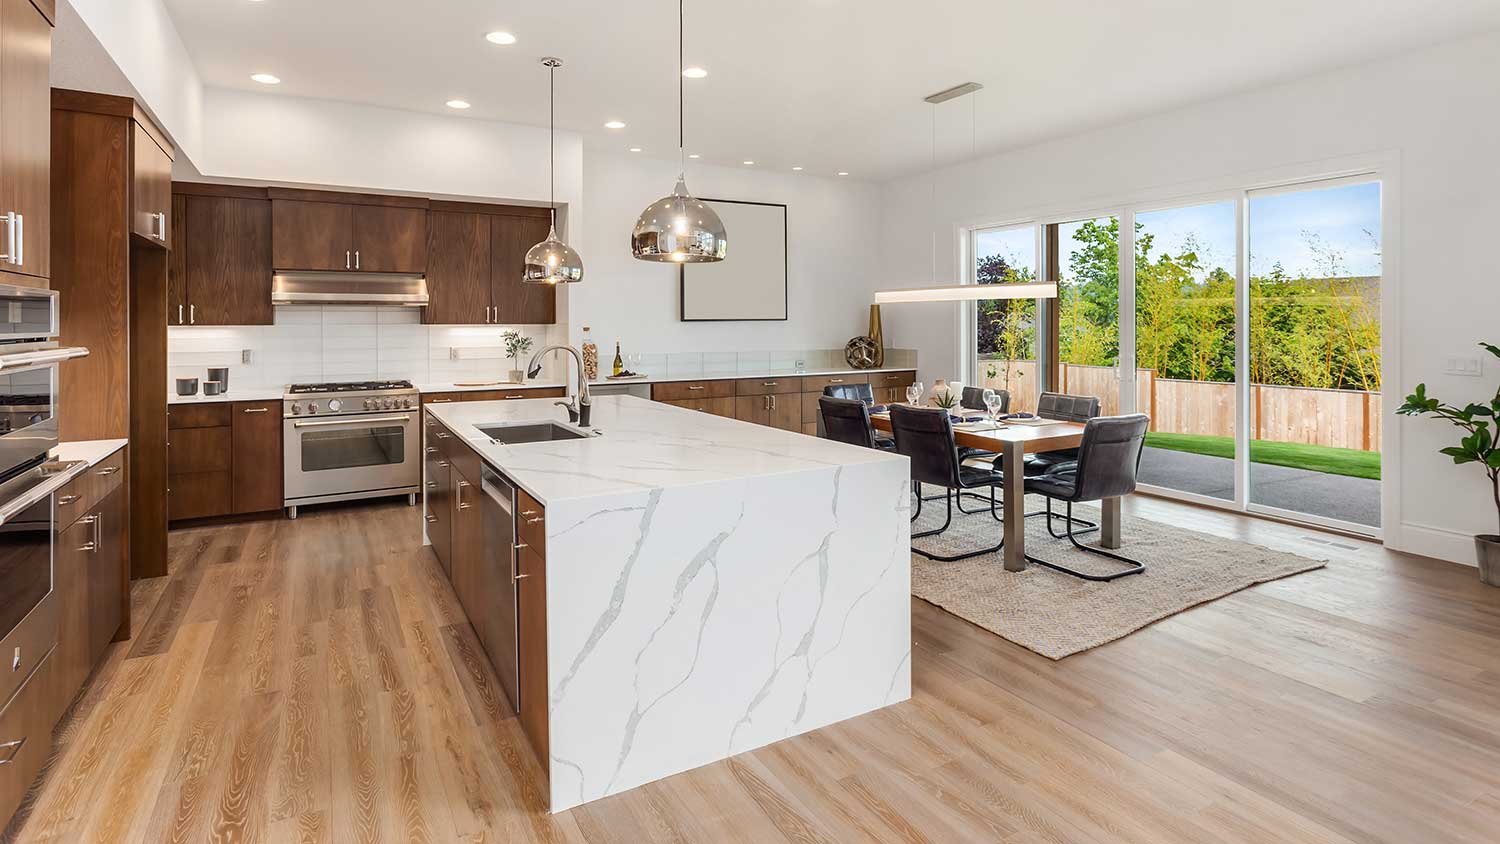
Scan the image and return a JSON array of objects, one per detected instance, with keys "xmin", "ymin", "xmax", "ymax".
[{"xmin": 870, "ymin": 410, "xmax": 1122, "ymax": 572}]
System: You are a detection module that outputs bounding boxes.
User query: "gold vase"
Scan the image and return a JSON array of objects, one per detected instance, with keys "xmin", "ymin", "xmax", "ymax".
[{"xmin": 868, "ymin": 304, "xmax": 885, "ymax": 367}]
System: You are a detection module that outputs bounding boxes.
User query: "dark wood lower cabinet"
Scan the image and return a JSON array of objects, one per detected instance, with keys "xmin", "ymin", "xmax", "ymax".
[
  {"xmin": 655, "ymin": 371, "xmax": 917, "ymax": 436},
  {"xmin": 231, "ymin": 400, "xmax": 282, "ymax": 513}
]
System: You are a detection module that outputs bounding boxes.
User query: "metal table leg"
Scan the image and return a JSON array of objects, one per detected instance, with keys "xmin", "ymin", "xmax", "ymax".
[{"xmin": 1003, "ymin": 440, "xmax": 1026, "ymax": 572}]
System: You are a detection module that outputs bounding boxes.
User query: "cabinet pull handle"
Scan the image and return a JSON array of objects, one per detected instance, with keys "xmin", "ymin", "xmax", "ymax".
[
  {"xmin": 771, "ymin": 395, "xmax": 777, "ymax": 411},
  {"xmin": 95, "ymin": 467, "xmax": 120, "ymax": 477},
  {"xmin": 426, "ymin": 481, "xmax": 437, "ymax": 490},
  {"xmin": 425, "ymin": 515, "xmax": 438, "ymax": 523},
  {"xmin": 95, "ymin": 512, "xmax": 103, "ymax": 551},
  {"xmin": 526, "ymin": 516, "xmax": 543, "ymax": 524},
  {"xmin": 829, "ymin": 378, "xmax": 843, "ymax": 383},
  {"xmin": 425, "ymin": 446, "xmax": 439, "ymax": 454},
  {"xmin": 156, "ymin": 211, "xmax": 168, "ymax": 241},
  {"xmin": 688, "ymin": 385, "xmax": 705, "ymax": 391},
  {"xmin": 78, "ymin": 541, "xmax": 97, "ymax": 552},
  {"xmin": 190, "ymin": 304, "xmax": 196, "ymax": 324},
  {"xmin": 431, "ymin": 398, "xmax": 455, "ymax": 403},
  {"xmin": 513, "ymin": 572, "xmax": 531, "ymax": 581},
  {"xmin": 762, "ymin": 381, "xmax": 778, "ymax": 386},
  {"xmin": 346, "ymin": 250, "xmax": 351, "ymax": 270},
  {"xmin": 178, "ymin": 304, "xmax": 184, "ymax": 324},
  {"xmin": 434, "ymin": 432, "xmax": 450, "ymax": 439},
  {"xmin": 59, "ymin": 494, "xmax": 79, "ymax": 505},
  {"xmin": 12, "ymin": 214, "xmax": 21, "ymax": 266},
  {"xmin": 513, "ymin": 542, "xmax": 529, "ymax": 551},
  {"xmin": 437, "ymin": 460, "xmax": 449, "ymax": 468},
  {"xmin": 504, "ymin": 395, "xmax": 524, "ymax": 400},
  {"xmin": 355, "ymin": 250, "xmax": 360, "ymax": 270},
  {"xmin": 0, "ymin": 737, "xmax": 26, "ymax": 765}
]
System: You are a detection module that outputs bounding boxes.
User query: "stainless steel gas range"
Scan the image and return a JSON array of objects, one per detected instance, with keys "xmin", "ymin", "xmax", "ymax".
[{"xmin": 282, "ymin": 379, "xmax": 421, "ymax": 518}]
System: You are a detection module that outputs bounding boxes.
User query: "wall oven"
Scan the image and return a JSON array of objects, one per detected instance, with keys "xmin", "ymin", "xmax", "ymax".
[{"xmin": 282, "ymin": 383, "xmax": 421, "ymax": 517}]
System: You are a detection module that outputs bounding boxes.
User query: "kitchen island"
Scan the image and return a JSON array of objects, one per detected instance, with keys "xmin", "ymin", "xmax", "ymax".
[{"xmin": 423, "ymin": 395, "xmax": 911, "ymax": 812}]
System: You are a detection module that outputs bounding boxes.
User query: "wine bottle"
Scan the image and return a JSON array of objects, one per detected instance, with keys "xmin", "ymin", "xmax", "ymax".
[
  {"xmin": 581, "ymin": 326, "xmax": 598, "ymax": 381},
  {"xmin": 612, "ymin": 341, "xmax": 624, "ymax": 376}
]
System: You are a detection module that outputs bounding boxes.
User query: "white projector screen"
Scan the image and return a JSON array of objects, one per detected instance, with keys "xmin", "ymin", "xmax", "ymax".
[{"xmin": 680, "ymin": 199, "xmax": 788, "ymax": 321}]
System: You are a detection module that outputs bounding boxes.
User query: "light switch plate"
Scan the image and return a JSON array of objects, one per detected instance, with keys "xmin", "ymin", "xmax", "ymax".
[{"xmin": 1444, "ymin": 355, "xmax": 1483, "ymax": 377}]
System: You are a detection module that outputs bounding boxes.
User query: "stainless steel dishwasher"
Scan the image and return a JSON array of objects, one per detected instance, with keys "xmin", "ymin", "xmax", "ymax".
[{"xmin": 480, "ymin": 464, "xmax": 521, "ymax": 711}]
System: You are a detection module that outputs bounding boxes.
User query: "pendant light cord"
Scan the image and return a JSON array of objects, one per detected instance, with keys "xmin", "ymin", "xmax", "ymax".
[
  {"xmin": 678, "ymin": 0, "xmax": 685, "ymax": 173},
  {"xmin": 549, "ymin": 62, "xmax": 556, "ymax": 222},
  {"xmin": 930, "ymin": 104, "xmax": 936, "ymax": 286}
]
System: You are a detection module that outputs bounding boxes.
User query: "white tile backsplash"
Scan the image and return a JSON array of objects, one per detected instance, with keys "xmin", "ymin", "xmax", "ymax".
[{"xmin": 168, "ymin": 306, "xmax": 557, "ymax": 389}]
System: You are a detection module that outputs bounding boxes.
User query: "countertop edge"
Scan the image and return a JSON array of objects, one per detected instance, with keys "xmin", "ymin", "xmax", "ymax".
[{"xmin": 51, "ymin": 438, "xmax": 128, "ymax": 469}]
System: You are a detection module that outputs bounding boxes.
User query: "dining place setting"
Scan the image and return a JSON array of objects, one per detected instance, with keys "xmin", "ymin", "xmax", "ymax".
[{"xmin": 822, "ymin": 379, "xmax": 1151, "ymax": 581}]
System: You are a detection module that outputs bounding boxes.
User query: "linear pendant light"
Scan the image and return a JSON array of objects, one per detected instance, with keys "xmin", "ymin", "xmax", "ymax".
[
  {"xmin": 873, "ymin": 84, "xmax": 1056, "ymax": 304},
  {"xmin": 523, "ymin": 57, "xmax": 585, "ymax": 285},
  {"xmin": 629, "ymin": 0, "xmax": 726, "ymax": 263}
]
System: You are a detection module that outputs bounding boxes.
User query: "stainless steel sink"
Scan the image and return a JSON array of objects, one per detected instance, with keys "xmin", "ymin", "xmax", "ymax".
[{"xmin": 479, "ymin": 422, "xmax": 591, "ymax": 444}]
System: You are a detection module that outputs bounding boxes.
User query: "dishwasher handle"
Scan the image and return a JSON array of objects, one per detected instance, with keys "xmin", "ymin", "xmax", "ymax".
[{"xmin": 481, "ymin": 465, "xmax": 515, "ymax": 519}]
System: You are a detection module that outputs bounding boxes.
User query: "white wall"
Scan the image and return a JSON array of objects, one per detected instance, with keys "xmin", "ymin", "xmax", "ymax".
[
  {"xmin": 61, "ymin": 0, "xmax": 204, "ymax": 162},
  {"xmin": 573, "ymin": 152, "xmax": 884, "ymax": 354},
  {"xmin": 878, "ymin": 31, "xmax": 1500, "ymax": 564}
]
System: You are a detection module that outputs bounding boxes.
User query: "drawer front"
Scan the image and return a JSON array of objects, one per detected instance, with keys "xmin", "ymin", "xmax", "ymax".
[
  {"xmin": 422, "ymin": 392, "xmax": 463, "ymax": 405},
  {"xmin": 168, "ymin": 471, "xmax": 233, "ymax": 521},
  {"xmin": 0, "ymin": 594, "xmax": 57, "ymax": 711},
  {"xmin": 86, "ymin": 448, "xmax": 126, "ymax": 505},
  {"xmin": 516, "ymin": 489, "xmax": 546, "ymax": 556},
  {"xmin": 651, "ymin": 380, "xmax": 735, "ymax": 402},
  {"xmin": 168, "ymin": 426, "xmax": 232, "ymax": 474},
  {"xmin": 735, "ymin": 377, "xmax": 803, "ymax": 396},
  {"xmin": 448, "ymin": 437, "xmax": 482, "ymax": 497},
  {"xmin": 463, "ymin": 387, "xmax": 567, "ymax": 401},
  {"xmin": 871, "ymin": 370, "xmax": 917, "ymax": 390},
  {"xmin": 168, "ymin": 402, "xmax": 231, "ymax": 429},
  {"xmin": 802, "ymin": 373, "xmax": 869, "ymax": 393},
  {"xmin": 665, "ymin": 397, "xmax": 736, "ymax": 418},
  {"xmin": 53, "ymin": 473, "xmax": 91, "ymax": 531},
  {"xmin": 0, "ymin": 650, "xmax": 55, "ymax": 829}
]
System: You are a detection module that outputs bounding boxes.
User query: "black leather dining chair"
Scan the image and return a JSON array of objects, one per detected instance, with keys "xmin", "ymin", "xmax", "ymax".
[
  {"xmin": 1024, "ymin": 391, "xmax": 1104, "ymax": 532},
  {"xmin": 960, "ymin": 386, "xmax": 1009, "ymax": 414},
  {"xmin": 818, "ymin": 396, "xmax": 893, "ymax": 451},
  {"xmin": 1023, "ymin": 413, "xmax": 1150, "ymax": 581},
  {"xmin": 820, "ymin": 383, "xmax": 893, "ymax": 447},
  {"xmin": 890, "ymin": 405, "xmax": 1004, "ymax": 561}
]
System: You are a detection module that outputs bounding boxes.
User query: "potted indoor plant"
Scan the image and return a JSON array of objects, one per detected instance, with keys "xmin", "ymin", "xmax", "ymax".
[
  {"xmin": 502, "ymin": 329, "xmax": 533, "ymax": 383},
  {"xmin": 1397, "ymin": 342, "xmax": 1500, "ymax": 586}
]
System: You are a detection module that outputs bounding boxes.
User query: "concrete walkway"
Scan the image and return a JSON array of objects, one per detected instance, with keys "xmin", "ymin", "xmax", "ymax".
[{"xmin": 1138, "ymin": 446, "xmax": 1380, "ymax": 527}]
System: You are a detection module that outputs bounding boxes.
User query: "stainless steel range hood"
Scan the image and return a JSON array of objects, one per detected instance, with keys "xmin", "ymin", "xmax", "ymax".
[{"xmin": 271, "ymin": 272, "xmax": 429, "ymax": 307}]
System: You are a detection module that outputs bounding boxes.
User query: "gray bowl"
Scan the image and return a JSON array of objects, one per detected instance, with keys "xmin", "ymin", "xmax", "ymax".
[
  {"xmin": 202, "ymin": 381, "xmax": 225, "ymax": 396},
  {"xmin": 175, "ymin": 378, "xmax": 199, "ymax": 396}
]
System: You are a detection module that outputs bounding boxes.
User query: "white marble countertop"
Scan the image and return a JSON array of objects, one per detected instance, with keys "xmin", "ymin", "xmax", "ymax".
[
  {"xmin": 168, "ymin": 388, "xmax": 284, "ymax": 405},
  {"xmin": 416, "ymin": 380, "xmax": 568, "ymax": 394},
  {"xmin": 424, "ymin": 394, "xmax": 904, "ymax": 505},
  {"xmin": 52, "ymin": 438, "xmax": 128, "ymax": 467},
  {"xmin": 584, "ymin": 364, "xmax": 916, "ymax": 387}
]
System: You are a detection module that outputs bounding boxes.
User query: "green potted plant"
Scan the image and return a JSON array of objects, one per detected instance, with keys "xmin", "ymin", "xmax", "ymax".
[
  {"xmin": 1397, "ymin": 342, "xmax": 1500, "ymax": 586},
  {"xmin": 502, "ymin": 329, "xmax": 534, "ymax": 383}
]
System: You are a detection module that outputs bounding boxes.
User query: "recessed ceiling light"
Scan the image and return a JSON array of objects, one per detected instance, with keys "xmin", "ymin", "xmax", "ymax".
[
  {"xmin": 250, "ymin": 73, "xmax": 280, "ymax": 85},
  {"xmin": 604, "ymin": 120, "xmax": 626, "ymax": 129},
  {"xmin": 446, "ymin": 99, "xmax": 471, "ymax": 109},
  {"xmin": 485, "ymin": 31, "xmax": 517, "ymax": 45},
  {"xmin": 688, "ymin": 153, "xmax": 701, "ymax": 159},
  {"xmin": 629, "ymin": 147, "xmax": 643, "ymax": 153},
  {"xmin": 742, "ymin": 160, "xmax": 755, "ymax": 166},
  {"xmin": 837, "ymin": 171, "xmax": 850, "ymax": 176},
  {"xmin": 682, "ymin": 67, "xmax": 708, "ymax": 79},
  {"xmin": 792, "ymin": 166, "xmax": 804, "ymax": 171}
]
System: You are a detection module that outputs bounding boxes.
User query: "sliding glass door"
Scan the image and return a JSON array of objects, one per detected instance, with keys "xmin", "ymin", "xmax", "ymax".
[
  {"xmin": 1246, "ymin": 179, "xmax": 1382, "ymax": 529},
  {"xmin": 971, "ymin": 224, "xmax": 1041, "ymax": 411}
]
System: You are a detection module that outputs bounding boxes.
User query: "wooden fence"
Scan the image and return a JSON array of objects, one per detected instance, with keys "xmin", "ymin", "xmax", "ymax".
[{"xmin": 973, "ymin": 360, "xmax": 1381, "ymax": 452}]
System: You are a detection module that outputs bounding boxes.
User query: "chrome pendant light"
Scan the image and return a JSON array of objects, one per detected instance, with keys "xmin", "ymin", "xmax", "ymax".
[
  {"xmin": 630, "ymin": 0, "xmax": 726, "ymax": 263},
  {"xmin": 524, "ymin": 57, "xmax": 585, "ymax": 285}
]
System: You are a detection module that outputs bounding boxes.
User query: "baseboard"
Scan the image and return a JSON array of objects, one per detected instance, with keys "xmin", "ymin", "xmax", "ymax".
[{"xmin": 1389, "ymin": 521, "xmax": 1478, "ymax": 567}]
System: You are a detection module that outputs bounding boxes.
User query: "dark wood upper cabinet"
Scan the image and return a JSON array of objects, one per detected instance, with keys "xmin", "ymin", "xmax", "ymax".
[
  {"xmin": 0, "ymin": 0, "xmax": 52, "ymax": 282},
  {"xmin": 354, "ymin": 204, "xmax": 426, "ymax": 273},
  {"xmin": 272, "ymin": 199, "xmax": 352, "ymax": 270},
  {"xmin": 423, "ymin": 210, "xmax": 490, "ymax": 324},
  {"xmin": 179, "ymin": 194, "xmax": 272, "ymax": 325},
  {"xmin": 167, "ymin": 193, "xmax": 187, "ymax": 322},
  {"xmin": 231, "ymin": 400, "xmax": 282, "ymax": 514},
  {"xmin": 491, "ymin": 214, "xmax": 555, "ymax": 325},
  {"xmin": 131, "ymin": 123, "xmax": 171, "ymax": 246}
]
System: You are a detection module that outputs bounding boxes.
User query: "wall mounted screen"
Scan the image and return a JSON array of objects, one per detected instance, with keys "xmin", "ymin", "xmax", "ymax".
[{"xmin": 680, "ymin": 199, "xmax": 788, "ymax": 321}]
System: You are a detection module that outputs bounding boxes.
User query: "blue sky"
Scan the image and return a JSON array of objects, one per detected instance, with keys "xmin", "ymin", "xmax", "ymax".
[{"xmin": 977, "ymin": 180, "xmax": 1382, "ymax": 281}]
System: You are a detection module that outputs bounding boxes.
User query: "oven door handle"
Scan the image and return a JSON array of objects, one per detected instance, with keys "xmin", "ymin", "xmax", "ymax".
[
  {"xmin": 0, "ymin": 346, "xmax": 89, "ymax": 372},
  {"xmin": 292, "ymin": 414, "xmax": 412, "ymax": 429},
  {"xmin": 0, "ymin": 466, "xmax": 83, "ymax": 526}
]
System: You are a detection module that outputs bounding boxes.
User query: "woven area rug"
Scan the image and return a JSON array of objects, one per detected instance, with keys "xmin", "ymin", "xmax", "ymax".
[{"xmin": 910, "ymin": 489, "xmax": 1327, "ymax": 659}]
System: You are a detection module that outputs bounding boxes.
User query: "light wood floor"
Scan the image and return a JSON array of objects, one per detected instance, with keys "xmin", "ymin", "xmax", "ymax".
[{"xmin": 5, "ymin": 496, "xmax": 1500, "ymax": 843}]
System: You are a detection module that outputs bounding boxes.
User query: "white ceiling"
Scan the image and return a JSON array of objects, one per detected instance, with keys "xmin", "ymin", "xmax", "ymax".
[{"xmin": 161, "ymin": 0, "xmax": 1500, "ymax": 181}]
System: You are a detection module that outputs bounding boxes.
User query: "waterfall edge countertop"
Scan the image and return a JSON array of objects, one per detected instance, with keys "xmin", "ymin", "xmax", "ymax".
[
  {"xmin": 422, "ymin": 394, "xmax": 912, "ymax": 812},
  {"xmin": 422, "ymin": 393, "xmax": 905, "ymax": 505}
]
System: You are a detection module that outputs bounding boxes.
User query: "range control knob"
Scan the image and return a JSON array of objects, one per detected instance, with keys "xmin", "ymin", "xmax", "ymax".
[
  {"xmin": 383, "ymin": 398, "xmax": 394, "ymax": 409},
  {"xmin": 402, "ymin": 398, "xmax": 413, "ymax": 408},
  {"xmin": 291, "ymin": 403, "xmax": 302, "ymax": 415},
  {"xmin": 364, "ymin": 399, "xmax": 375, "ymax": 410},
  {"xmin": 306, "ymin": 401, "xmax": 318, "ymax": 413},
  {"xmin": 328, "ymin": 399, "xmax": 342, "ymax": 412}
]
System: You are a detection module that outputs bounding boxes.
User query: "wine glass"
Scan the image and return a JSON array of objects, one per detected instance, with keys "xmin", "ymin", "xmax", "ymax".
[
  {"xmin": 906, "ymin": 382, "xmax": 923, "ymax": 406},
  {"xmin": 983, "ymin": 389, "xmax": 1004, "ymax": 424}
]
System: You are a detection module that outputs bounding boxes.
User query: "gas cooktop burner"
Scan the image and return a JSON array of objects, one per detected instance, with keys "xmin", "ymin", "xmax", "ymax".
[{"xmin": 287, "ymin": 379, "xmax": 414, "ymax": 395}]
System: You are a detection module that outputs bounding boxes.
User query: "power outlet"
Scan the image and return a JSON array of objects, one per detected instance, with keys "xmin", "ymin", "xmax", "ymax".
[{"xmin": 1444, "ymin": 355, "xmax": 1483, "ymax": 377}]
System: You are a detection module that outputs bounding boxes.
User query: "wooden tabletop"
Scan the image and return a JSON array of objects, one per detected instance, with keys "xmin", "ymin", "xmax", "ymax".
[{"xmin": 870, "ymin": 412, "xmax": 1085, "ymax": 455}]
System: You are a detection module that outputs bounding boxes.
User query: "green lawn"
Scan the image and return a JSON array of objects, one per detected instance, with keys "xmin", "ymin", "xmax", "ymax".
[{"xmin": 1144, "ymin": 432, "xmax": 1381, "ymax": 481}]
